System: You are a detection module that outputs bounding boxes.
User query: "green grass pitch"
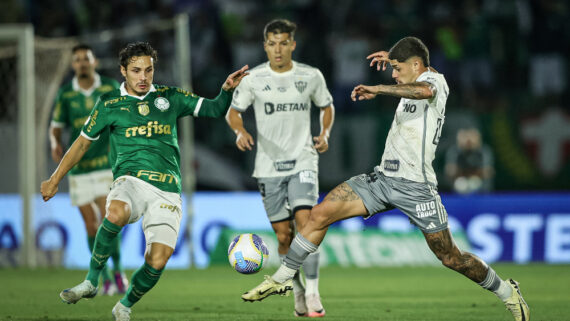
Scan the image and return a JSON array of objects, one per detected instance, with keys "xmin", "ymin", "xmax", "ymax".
[{"xmin": 0, "ymin": 264, "xmax": 567, "ymax": 320}]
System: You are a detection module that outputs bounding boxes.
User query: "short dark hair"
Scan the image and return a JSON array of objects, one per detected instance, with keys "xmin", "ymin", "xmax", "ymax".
[
  {"xmin": 388, "ymin": 37, "xmax": 430, "ymax": 67},
  {"xmin": 263, "ymin": 19, "xmax": 297, "ymax": 41},
  {"xmin": 118, "ymin": 42, "xmax": 158, "ymax": 68},
  {"xmin": 72, "ymin": 44, "xmax": 92, "ymax": 54}
]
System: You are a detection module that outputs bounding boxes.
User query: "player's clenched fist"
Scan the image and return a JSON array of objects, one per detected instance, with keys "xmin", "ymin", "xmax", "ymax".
[{"xmin": 41, "ymin": 179, "xmax": 58, "ymax": 201}]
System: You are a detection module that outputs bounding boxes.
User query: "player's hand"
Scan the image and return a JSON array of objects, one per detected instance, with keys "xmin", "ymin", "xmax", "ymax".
[
  {"xmin": 351, "ymin": 84, "xmax": 379, "ymax": 101},
  {"xmin": 40, "ymin": 179, "xmax": 58, "ymax": 202},
  {"xmin": 313, "ymin": 134, "xmax": 329, "ymax": 153},
  {"xmin": 222, "ymin": 65, "xmax": 250, "ymax": 91},
  {"xmin": 367, "ymin": 50, "xmax": 391, "ymax": 71},
  {"xmin": 235, "ymin": 129, "xmax": 254, "ymax": 151},
  {"xmin": 51, "ymin": 143, "xmax": 64, "ymax": 163}
]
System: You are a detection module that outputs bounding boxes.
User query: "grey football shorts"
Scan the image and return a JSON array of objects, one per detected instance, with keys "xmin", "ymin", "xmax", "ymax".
[
  {"xmin": 346, "ymin": 167, "xmax": 448, "ymax": 233},
  {"xmin": 257, "ymin": 170, "xmax": 319, "ymax": 223}
]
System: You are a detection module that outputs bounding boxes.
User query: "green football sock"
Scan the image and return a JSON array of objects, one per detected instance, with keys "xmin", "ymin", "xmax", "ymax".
[
  {"xmin": 86, "ymin": 219, "xmax": 122, "ymax": 287},
  {"xmin": 120, "ymin": 262, "xmax": 163, "ymax": 308},
  {"xmin": 110, "ymin": 232, "xmax": 123, "ymax": 273},
  {"xmin": 88, "ymin": 235, "xmax": 112, "ymax": 282}
]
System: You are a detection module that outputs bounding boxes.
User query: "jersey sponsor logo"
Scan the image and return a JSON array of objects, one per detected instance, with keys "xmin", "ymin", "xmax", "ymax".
[
  {"xmin": 125, "ymin": 121, "xmax": 172, "ymax": 137},
  {"xmin": 137, "ymin": 102, "xmax": 150, "ymax": 116},
  {"xmin": 295, "ymin": 81, "xmax": 307, "ymax": 93},
  {"xmin": 160, "ymin": 203, "xmax": 180, "ymax": 213},
  {"xmin": 77, "ymin": 155, "xmax": 109, "ymax": 169},
  {"xmin": 299, "ymin": 170, "xmax": 316, "ymax": 184},
  {"xmin": 154, "ymin": 97, "xmax": 170, "ymax": 111},
  {"xmin": 86, "ymin": 110, "xmax": 99, "ymax": 132},
  {"xmin": 403, "ymin": 103, "xmax": 417, "ymax": 113},
  {"xmin": 264, "ymin": 102, "xmax": 309, "ymax": 115},
  {"xmin": 274, "ymin": 160, "xmax": 296, "ymax": 171},
  {"xmin": 104, "ymin": 97, "xmax": 126, "ymax": 106},
  {"xmin": 384, "ymin": 159, "xmax": 400, "ymax": 172},
  {"xmin": 136, "ymin": 169, "xmax": 179, "ymax": 185},
  {"xmin": 416, "ymin": 201, "xmax": 437, "ymax": 218}
]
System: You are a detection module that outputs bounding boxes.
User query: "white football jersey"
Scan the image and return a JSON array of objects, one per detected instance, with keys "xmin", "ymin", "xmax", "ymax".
[
  {"xmin": 231, "ymin": 61, "xmax": 333, "ymax": 178},
  {"xmin": 379, "ymin": 70, "xmax": 449, "ymax": 185}
]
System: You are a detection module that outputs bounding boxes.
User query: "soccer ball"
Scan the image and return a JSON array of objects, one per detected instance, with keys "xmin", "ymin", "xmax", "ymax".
[{"xmin": 228, "ymin": 233, "xmax": 269, "ymax": 274}]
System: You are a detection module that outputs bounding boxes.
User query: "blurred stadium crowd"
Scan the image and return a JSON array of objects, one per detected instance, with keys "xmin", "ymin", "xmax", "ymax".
[{"xmin": 1, "ymin": 0, "xmax": 569, "ymax": 192}]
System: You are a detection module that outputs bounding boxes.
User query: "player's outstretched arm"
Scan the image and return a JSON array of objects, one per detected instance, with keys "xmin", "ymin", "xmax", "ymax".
[
  {"xmin": 41, "ymin": 135, "xmax": 92, "ymax": 201},
  {"xmin": 352, "ymin": 82, "xmax": 434, "ymax": 101},
  {"xmin": 313, "ymin": 104, "xmax": 335, "ymax": 153},
  {"xmin": 222, "ymin": 65, "xmax": 249, "ymax": 92},
  {"xmin": 226, "ymin": 108, "xmax": 254, "ymax": 151}
]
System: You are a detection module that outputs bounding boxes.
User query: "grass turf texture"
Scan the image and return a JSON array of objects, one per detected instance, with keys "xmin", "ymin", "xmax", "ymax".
[{"xmin": 0, "ymin": 264, "xmax": 566, "ymax": 321}]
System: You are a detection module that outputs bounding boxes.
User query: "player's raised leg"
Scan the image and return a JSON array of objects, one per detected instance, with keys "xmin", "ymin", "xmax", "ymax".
[
  {"xmin": 79, "ymin": 201, "xmax": 115, "ymax": 296},
  {"xmin": 60, "ymin": 200, "xmax": 129, "ymax": 304},
  {"xmin": 95, "ymin": 195, "xmax": 128, "ymax": 294},
  {"xmin": 242, "ymin": 182, "xmax": 367, "ymax": 301},
  {"xmin": 424, "ymin": 229, "xmax": 530, "ymax": 321}
]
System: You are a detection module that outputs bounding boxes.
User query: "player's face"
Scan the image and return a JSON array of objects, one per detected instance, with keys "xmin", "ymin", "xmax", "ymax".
[
  {"xmin": 71, "ymin": 49, "xmax": 97, "ymax": 78},
  {"xmin": 264, "ymin": 32, "xmax": 296, "ymax": 72},
  {"xmin": 120, "ymin": 55, "xmax": 154, "ymax": 96},
  {"xmin": 390, "ymin": 58, "xmax": 420, "ymax": 84}
]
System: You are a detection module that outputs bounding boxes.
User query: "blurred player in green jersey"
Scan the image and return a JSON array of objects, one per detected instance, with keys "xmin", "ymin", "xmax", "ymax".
[
  {"xmin": 50, "ymin": 44, "xmax": 127, "ymax": 295},
  {"xmin": 42, "ymin": 42, "xmax": 249, "ymax": 321}
]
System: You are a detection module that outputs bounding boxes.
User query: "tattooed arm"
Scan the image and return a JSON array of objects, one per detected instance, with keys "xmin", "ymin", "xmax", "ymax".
[{"xmin": 352, "ymin": 82, "xmax": 435, "ymax": 101}]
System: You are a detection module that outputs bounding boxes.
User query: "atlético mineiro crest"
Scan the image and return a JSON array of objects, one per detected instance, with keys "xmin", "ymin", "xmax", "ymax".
[
  {"xmin": 295, "ymin": 81, "xmax": 307, "ymax": 93},
  {"xmin": 154, "ymin": 97, "xmax": 170, "ymax": 111},
  {"xmin": 137, "ymin": 102, "xmax": 150, "ymax": 116}
]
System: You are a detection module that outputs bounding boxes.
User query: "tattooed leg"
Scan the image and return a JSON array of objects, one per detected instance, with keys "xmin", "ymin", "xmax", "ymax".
[
  {"xmin": 424, "ymin": 229, "xmax": 489, "ymax": 283},
  {"xmin": 300, "ymin": 182, "xmax": 368, "ymax": 245}
]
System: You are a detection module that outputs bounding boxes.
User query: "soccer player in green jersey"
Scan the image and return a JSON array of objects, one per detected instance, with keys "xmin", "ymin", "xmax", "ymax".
[
  {"xmin": 41, "ymin": 42, "xmax": 249, "ymax": 321},
  {"xmin": 50, "ymin": 44, "xmax": 127, "ymax": 295}
]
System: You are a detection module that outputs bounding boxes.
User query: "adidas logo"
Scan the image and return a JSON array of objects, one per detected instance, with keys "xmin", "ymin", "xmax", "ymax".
[
  {"xmin": 262, "ymin": 85, "xmax": 271, "ymax": 91},
  {"xmin": 426, "ymin": 222, "xmax": 437, "ymax": 230}
]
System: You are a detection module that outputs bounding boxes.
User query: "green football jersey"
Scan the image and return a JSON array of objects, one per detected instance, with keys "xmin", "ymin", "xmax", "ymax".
[
  {"xmin": 82, "ymin": 84, "xmax": 232, "ymax": 193},
  {"xmin": 51, "ymin": 74, "xmax": 119, "ymax": 175}
]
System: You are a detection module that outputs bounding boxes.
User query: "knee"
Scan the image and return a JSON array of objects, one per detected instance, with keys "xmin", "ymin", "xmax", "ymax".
[
  {"xmin": 145, "ymin": 252, "xmax": 170, "ymax": 270},
  {"xmin": 308, "ymin": 207, "xmax": 330, "ymax": 230},
  {"xmin": 275, "ymin": 230, "xmax": 293, "ymax": 247},
  {"xmin": 106, "ymin": 202, "xmax": 129, "ymax": 226}
]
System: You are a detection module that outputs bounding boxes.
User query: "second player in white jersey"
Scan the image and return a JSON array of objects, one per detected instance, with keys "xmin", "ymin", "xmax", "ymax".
[
  {"xmin": 231, "ymin": 61, "xmax": 333, "ymax": 177},
  {"xmin": 380, "ymin": 70, "xmax": 449, "ymax": 184}
]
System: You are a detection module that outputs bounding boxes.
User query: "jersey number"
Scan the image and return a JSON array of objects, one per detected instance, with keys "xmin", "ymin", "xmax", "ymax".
[{"xmin": 432, "ymin": 118, "xmax": 443, "ymax": 145}]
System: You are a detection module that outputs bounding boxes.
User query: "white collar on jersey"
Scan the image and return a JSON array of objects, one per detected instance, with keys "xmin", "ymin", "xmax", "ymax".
[
  {"xmin": 72, "ymin": 72, "xmax": 101, "ymax": 97},
  {"xmin": 267, "ymin": 60, "xmax": 297, "ymax": 75},
  {"xmin": 119, "ymin": 82, "xmax": 156, "ymax": 100}
]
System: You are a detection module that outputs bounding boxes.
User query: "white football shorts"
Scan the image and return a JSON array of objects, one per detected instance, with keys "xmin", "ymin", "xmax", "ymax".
[
  {"xmin": 106, "ymin": 175, "xmax": 182, "ymax": 249},
  {"xmin": 68, "ymin": 169, "xmax": 113, "ymax": 206}
]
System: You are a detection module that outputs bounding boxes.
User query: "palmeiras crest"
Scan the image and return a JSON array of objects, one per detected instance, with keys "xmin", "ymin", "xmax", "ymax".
[
  {"xmin": 295, "ymin": 81, "xmax": 307, "ymax": 93},
  {"xmin": 137, "ymin": 102, "xmax": 150, "ymax": 116},
  {"xmin": 154, "ymin": 97, "xmax": 170, "ymax": 111}
]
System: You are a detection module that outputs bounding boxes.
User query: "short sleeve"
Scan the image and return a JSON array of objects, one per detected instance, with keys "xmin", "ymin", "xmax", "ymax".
[
  {"xmin": 81, "ymin": 98, "xmax": 108, "ymax": 141},
  {"xmin": 310, "ymin": 69, "xmax": 333, "ymax": 108},
  {"xmin": 417, "ymin": 71, "xmax": 442, "ymax": 101},
  {"xmin": 51, "ymin": 89, "xmax": 68, "ymax": 128},
  {"xmin": 230, "ymin": 76, "xmax": 254, "ymax": 112}
]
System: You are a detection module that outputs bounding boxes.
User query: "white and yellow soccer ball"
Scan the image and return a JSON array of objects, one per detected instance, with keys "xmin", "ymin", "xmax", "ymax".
[{"xmin": 228, "ymin": 233, "xmax": 269, "ymax": 274}]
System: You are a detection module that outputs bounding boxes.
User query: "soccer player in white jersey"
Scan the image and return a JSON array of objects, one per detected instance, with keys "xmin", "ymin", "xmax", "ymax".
[
  {"xmin": 242, "ymin": 36, "xmax": 530, "ymax": 321},
  {"xmin": 227, "ymin": 19, "xmax": 334, "ymax": 317}
]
